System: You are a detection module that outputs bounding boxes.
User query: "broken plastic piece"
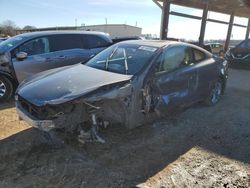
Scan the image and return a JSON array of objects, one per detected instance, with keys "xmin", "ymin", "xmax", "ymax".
[{"xmin": 90, "ymin": 114, "xmax": 105, "ymax": 143}]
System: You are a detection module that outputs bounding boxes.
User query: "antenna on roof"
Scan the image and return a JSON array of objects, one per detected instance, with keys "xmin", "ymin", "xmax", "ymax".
[{"xmin": 75, "ymin": 18, "xmax": 77, "ymax": 27}]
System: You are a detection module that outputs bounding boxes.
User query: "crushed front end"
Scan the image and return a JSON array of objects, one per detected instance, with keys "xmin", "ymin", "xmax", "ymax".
[{"xmin": 15, "ymin": 80, "xmax": 138, "ymax": 143}]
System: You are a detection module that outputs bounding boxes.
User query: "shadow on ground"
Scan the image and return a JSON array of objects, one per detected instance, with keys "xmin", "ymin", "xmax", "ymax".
[{"xmin": 0, "ymin": 100, "xmax": 14, "ymax": 110}]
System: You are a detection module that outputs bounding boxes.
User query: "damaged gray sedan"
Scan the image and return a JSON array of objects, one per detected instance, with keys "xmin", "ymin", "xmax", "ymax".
[{"xmin": 15, "ymin": 40, "xmax": 228, "ymax": 142}]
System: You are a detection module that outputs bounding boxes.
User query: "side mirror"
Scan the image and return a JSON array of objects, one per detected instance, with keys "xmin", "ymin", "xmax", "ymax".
[{"xmin": 16, "ymin": 52, "xmax": 27, "ymax": 61}]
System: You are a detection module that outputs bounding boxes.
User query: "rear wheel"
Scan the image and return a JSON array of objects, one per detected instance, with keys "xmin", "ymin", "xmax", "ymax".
[
  {"xmin": 204, "ymin": 79, "xmax": 223, "ymax": 106},
  {"xmin": 0, "ymin": 75, "xmax": 14, "ymax": 102}
]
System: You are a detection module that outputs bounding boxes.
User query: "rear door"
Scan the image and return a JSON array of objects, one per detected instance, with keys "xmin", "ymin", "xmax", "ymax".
[
  {"xmin": 12, "ymin": 36, "xmax": 58, "ymax": 83},
  {"xmin": 85, "ymin": 34, "xmax": 111, "ymax": 57},
  {"xmin": 153, "ymin": 45, "xmax": 199, "ymax": 112},
  {"xmin": 48, "ymin": 34, "xmax": 91, "ymax": 65},
  {"xmin": 191, "ymin": 48, "xmax": 218, "ymax": 99}
]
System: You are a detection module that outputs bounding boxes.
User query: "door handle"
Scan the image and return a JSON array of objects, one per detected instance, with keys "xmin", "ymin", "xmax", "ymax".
[
  {"xmin": 58, "ymin": 55, "xmax": 66, "ymax": 59},
  {"xmin": 46, "ymin": 57, "xmax": 53, "ymax": 61}
]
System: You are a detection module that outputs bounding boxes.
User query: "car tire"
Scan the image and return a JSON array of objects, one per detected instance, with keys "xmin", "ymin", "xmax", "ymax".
[
  {"xmin": 0, "ymin": 75, "xmax": 14, "ymax": 102},
  {"xmin": 204, "ymin": 79, "xmax": 223, "ymax": 106}
]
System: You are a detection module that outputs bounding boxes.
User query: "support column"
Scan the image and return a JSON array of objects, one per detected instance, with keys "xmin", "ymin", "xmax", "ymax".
[
  {"xmin": 245, "ymin": 18, "xmax": 250, "ymax": 40},
  {"xmin": 225, "ymin": 13, "xmax": 234, "ymax": 52},
  {"xmin": 160, "ymin": 0, "xmax": 171, "ymax": 40},
  {"xmin": 199, "ymin": 3, "xmax": 209, "ymax": 46}
]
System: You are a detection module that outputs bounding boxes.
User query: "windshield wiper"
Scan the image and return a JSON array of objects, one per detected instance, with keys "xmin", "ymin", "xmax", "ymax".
[
  {"xmin": 105, "ymin": 46, "xmax": 118, "ymax": 70},
  {"xmin": 123, "ymin": 49, "xmax": 128, "ymax": 75}
]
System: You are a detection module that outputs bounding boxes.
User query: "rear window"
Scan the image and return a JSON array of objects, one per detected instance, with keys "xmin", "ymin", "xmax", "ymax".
[
  {"xmin": 86, "ymin": 35, "xmax": 110, "ymax": 48},
  {"xmin": 49, "ymin": 34, "xmax": 86, "ymax": 51},
  {"xmin": 193, "ymin": 49, "xmax": 206, "ymax": 62}
]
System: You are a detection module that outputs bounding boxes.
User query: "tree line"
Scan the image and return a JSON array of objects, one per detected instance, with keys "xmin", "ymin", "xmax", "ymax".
[{"xmin": 0, "ymin": 20, "xmax": 36, "ymax": 37}]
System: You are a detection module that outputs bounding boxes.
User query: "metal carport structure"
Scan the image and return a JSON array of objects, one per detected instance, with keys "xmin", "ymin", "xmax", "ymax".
[{"xmin": 153, "ymin": 0, "xmax": 250, "ymax": 51}]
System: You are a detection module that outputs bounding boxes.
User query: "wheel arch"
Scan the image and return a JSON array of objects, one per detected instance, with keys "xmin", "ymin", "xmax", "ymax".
[{"xmin": 0, "ymin": 71, "xmax": 18, "ymax": 89}]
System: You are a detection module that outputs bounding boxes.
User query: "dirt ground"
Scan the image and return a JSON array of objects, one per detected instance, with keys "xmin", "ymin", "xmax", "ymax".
[{"xmin": 0, "ymin": 68, "xmax": 250, "ymax": 188}]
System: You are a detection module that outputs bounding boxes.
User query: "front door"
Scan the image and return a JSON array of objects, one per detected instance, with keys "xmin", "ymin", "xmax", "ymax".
[
  {"xmin": 152, "ymin": 45, "xmax": 198, "ymax": 114},
  {"xmin": 12, "ymin": 36, "xmax": 58, "ymax": 83}
]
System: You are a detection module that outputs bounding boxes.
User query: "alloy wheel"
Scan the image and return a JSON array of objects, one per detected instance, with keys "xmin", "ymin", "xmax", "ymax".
[
  {"xmin": 0, "ymin": 80, "xmax": 6, "ymax": 97},
  {"xmin": 210, "ymin": 82, "xmax": 222, "ymax": 104}
]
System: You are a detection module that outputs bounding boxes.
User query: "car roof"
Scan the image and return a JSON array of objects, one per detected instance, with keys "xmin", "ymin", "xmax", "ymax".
[
  {"xmin": 118, "ymin": 40, "xmax": 209, "ymax": 50},
  {"xmin": 118, "ymin": 40, "xmax": 178, "ymax": 48},
  {"xmin": 15, "ymin": 30, "xmax": 110, "ymax": 39},
  {"xmin": 206, "ymin": 42, "xmax": 223, "ymax": 45}
]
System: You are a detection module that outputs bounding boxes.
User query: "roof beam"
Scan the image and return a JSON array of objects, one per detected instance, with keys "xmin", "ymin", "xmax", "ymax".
[
  {"xmin": 169, "ymin": 0, "xmax": 250, "ymax": 18},
  {"xmin": 170, "ymin": 11, "xmax": 201, "ymax": 20},
  {"xmin": 153, "ymin": 0, "xmax": 163, "ymax": 9},
  {"xmin": 160, "ymin": 1, "xmax": 171, "ymax": 39},
  {"xmin": 199, "ymin": 3, "xmax": 208, "ymax": 46},
  {"xmin": 246, "ymin": 18, "xmax": 250, "ymax": 39},
  {"xmin": 225, "ymin": 13, "xmax": 234, "ymax": 51}
]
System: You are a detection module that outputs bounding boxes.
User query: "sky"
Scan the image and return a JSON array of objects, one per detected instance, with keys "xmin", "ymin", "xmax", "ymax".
[{"xmin": 0, "ymin": 0, "xmax": 249, "ymax": 40}]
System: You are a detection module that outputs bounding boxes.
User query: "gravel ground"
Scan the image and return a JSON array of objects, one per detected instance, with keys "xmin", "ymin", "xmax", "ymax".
[{"xmin": 0, "ymin": 68, "xmax": 249, "ymax": 188}]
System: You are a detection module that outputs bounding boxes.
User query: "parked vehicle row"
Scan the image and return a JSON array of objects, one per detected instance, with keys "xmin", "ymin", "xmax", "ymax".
[
  {"xmin": 225, "ymin": 39, "xmax": 250, "ymax": 66},
  {"xmin": 15, "ymin": 40, "xmax": 228, "ymax": 142}
]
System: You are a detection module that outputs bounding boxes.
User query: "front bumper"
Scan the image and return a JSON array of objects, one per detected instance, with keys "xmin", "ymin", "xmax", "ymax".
[{"xmin": 16, "ymin": 101, "xmax": 55, "ymax": 132}]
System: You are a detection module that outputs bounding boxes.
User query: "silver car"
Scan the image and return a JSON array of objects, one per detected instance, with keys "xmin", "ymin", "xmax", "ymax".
[{"xmin": 0, "ymin": 31, "xmax": 112, "ymax": 101}]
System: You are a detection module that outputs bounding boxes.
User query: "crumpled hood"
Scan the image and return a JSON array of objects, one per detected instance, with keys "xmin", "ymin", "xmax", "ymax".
[{"xmin": 17, "ymin": 64, "xmax": 132, "ymax": 106}]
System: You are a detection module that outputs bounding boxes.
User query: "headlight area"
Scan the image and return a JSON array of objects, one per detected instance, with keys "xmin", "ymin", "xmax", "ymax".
[{"xmin": 17, "ymin": 95, "xmax": 88, "ymax": 131}]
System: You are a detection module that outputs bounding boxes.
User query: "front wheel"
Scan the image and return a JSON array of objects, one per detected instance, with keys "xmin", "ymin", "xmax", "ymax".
[
  {"xmin": 204, "ymin": 80, "xmax": 223, "ymax": 106},
  {"xmin": 0, "ymin": 75, "xmax": 14, "ymax": 102}
]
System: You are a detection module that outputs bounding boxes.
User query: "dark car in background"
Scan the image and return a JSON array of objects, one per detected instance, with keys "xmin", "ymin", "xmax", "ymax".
[
  {"xmin": 0, "ymin": 31, "xmax": 112, "ymax": 101},
  {"xmin": 225, "ymin": 39, "xmax": 250, "ymax": 67},
  {"xmin": 205, "ymin": 43, "xmax": 225, "ymax": 57},
  {"xmin": 0, "ymin": 37, "xmax": 8, "ymax": 43},
  {"xmin": 112, "ymin": 36, "xmax": 143, "ymax": 44},
  {"xmin": 189, "ymin": 42, "xmax": 224, "ymax": 57},
  {"xmin": 16, "ymin": 40, "xmax": 228, "ymax": 142}
]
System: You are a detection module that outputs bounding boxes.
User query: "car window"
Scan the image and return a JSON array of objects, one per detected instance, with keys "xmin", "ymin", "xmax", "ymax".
[
  {"xmin": 17, "ymin": 37, "xmax": 50, "ymax": 56},
  {"xmin": 49, "ymin": 34, "xmax": 85, "ymax": 51},
  {"xmin": 86, "ymin": 35, "xmax": 110, "ymax": 48},
  {"xmin": 193, "ymin": 49, "xmax": 205, "ymax": 62},
  {"xmin": 156, "ymin": 45, "xmax": 192, "ymax": 73}
]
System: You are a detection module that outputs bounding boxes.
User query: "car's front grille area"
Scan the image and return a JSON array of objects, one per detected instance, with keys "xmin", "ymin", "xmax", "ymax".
[
  {"xmin": 18, "ymin": 95, "xmax": 76, "ymax": 120},
  {"xmin": 18, "ymin": 95, "xmax": 47, "ymax": 120}
]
